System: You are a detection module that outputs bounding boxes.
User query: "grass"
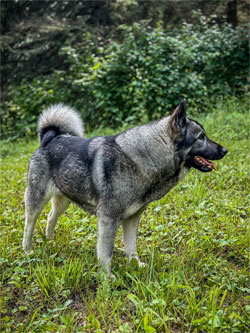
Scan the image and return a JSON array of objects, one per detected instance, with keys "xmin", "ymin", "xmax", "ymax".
[{"xmin": 0, "ymin": 97, "xmax": 250, "ymax": 332}]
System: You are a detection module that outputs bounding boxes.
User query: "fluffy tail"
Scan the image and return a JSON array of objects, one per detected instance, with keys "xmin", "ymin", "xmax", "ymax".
[{"xmin": 37, "ymin": 104, "xmax": 84, "ymax": 147}]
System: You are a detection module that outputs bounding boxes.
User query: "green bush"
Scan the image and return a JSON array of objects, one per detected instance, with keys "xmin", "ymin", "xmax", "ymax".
[{"xmin": 2, "ymin": 16, "xmax": 249, "ymax": 139}]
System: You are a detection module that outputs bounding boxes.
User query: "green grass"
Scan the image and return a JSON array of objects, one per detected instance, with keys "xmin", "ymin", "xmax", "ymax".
[{"xmin": 0, "ymin": 97, "xmax": 250, "ymax": 332}]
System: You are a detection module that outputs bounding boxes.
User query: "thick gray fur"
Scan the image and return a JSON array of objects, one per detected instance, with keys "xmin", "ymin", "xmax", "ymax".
[
  {"xmin": 23, "ymin": 101, "xmax": 227, "ymax": 277},
  {"xmin": 37, "ymin": 104, "xmax": 84, "ymax": 138}
]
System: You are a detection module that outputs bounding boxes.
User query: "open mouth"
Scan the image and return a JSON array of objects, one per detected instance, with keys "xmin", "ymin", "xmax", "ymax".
[{"xmin": 194, "ymin": 156, "xmax": 216, "ymax": 170}]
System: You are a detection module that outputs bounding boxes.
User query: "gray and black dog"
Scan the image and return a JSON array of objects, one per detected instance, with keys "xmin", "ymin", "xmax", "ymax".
[{"xmin": 22, "ymin": 100, "xmax": 227, "ymax": 277}]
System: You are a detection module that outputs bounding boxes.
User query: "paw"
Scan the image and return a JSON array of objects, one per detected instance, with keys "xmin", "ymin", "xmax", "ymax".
[
  {"xmin": 45, "ymin": 234, "xmax": 54, "ymax": 240},
  {"xmin": 45, "ymin": 228, "xmax": 55, "ymax": 239},
  {"xmin": 25, "ymin": 249, "xmax": 34, "ymax": 255},
  {"xmin": 22, "ymin": 239, "xmax": 32, "ymax": 253},
  {"xmin": 107, "ymin": 273, "xmax": 116, "ymax": 281},
  {"xmin": 99, "ymin": 268, "xmax": 116, "ymax": 281},
  {"xmin": 138, "ymin": 261, "xmax": 146, "ymax": 268},
  {"xmin": 23, "ymin": 246, "xmax": 34, "ymax": 255},
  {"xmin": 129, "ymin": 256, "xmax": 146, "ymax": 269}
]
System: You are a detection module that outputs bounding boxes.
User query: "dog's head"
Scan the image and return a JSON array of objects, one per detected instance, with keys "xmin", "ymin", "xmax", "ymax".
[{"xmin": 169, "ymin": 99, "xmax": 227, "ymax": 172}]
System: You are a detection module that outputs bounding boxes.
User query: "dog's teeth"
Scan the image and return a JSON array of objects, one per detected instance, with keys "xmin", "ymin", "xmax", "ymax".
[{"xmin": 195, "ymin": 156, "xmax": 202, "ymax": 163}]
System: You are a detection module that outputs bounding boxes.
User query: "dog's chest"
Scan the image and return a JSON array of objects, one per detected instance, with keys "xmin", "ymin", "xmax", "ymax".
[{"xmin": 142, "ymin": 164, "xmax": 190, "ymax": 204}]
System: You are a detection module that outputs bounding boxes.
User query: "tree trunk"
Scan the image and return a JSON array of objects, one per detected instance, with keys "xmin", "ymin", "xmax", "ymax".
[
  {"xmin": 88, "ymin": 0, "xmax": 111, "ymax": 26},
  {"xmin": 226, "ymin": 0, "xmax": 238, "ymax": 28}
]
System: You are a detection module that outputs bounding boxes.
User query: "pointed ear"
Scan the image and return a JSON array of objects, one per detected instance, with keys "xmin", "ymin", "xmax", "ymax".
[{"xmin": 171, "ymin": 99, "xmax": 187, "ymax": 128}]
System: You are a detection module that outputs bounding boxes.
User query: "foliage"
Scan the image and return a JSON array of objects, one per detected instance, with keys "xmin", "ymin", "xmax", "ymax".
[
  {"xmin": 76, "ymin": 19, "xmax": 248, "ymax": 126},
  {"xmin": 0, "ymin": 98, "xmax": 250, "ymax": 331},
  {"xmin": 1, "ymin": 17, "xmax": 249, "ymax": 140},
  {"xmin": 2, "ymin": 0, "xmax": 248, "ymax": 92}
]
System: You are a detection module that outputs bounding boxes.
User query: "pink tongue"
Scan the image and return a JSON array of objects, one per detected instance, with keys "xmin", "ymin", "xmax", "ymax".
[{"xmin": 199, "ymin": 156, "xmax": 216, "ymax": 170}]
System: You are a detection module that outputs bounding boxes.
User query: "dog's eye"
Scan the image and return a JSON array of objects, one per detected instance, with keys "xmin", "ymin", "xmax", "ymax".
[{"xmin": 198, "ymin": 133, "xmax": 205, "ymax": 140}]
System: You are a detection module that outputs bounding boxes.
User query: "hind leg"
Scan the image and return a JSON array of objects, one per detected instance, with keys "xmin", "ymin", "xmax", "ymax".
[
  {"xmin": 22, "ymin": 188, "xmax": 48, "ymax": 252},
  {"xmin": 46, "ymin": 195, "xmax": 69, "ymax": 239},
  {"xmin": 22, "ymin": 151, "xmax": 56, "ymax": 252}
]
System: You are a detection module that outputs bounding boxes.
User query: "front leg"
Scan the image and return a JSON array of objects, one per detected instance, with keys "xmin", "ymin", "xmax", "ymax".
[
  {"xmin": 96, "ymin": 215, "xmax": 118, "ymax": 277},
  {"xmin": 121, "ymin": 210, "xmax": 145, "ymax": 267}
]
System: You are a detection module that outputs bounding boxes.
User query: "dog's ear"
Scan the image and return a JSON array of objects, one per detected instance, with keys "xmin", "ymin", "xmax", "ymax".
[
  {"xmin": 171, "ymin": 99, "xmax": 187, "ymax": 128},
  {"xmin": 169, "ymin": 99, "xmax": 187, "ymax": 139}
]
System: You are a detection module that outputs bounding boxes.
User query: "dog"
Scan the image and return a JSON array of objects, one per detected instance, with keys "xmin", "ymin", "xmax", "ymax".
[{"xmin": 22, "ymin": 100, "xmax": 227, "ymax": 277}]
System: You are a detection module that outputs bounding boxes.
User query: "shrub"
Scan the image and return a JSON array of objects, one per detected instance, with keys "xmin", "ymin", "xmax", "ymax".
[{"xmin": 2, "ymin": 16, "xmax": 249, "ymax": 139}]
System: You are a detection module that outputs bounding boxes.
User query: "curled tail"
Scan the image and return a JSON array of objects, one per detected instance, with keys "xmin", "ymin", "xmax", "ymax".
[{"xmin": 37, "ymin": 104, "xmax": 84, "ymax": 147}]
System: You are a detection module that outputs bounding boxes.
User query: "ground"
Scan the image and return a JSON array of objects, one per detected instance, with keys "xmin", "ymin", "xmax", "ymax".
[{"xmin": 0, "ymin": 98, "xmax": 249, "ymax": 332}]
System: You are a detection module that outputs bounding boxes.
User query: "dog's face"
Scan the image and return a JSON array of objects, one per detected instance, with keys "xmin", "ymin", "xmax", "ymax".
[{"xmin": 170, "ymin": 100, "xmax": 227, "ymax": 172}]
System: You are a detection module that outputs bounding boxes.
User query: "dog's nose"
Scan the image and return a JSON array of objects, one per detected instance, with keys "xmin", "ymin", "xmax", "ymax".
[{"xmin": 221, "ymin": 147, "xmax": 227, "ymax": 156}]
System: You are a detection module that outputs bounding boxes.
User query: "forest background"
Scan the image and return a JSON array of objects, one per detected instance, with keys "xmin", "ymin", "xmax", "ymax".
[{"xmin": 1, "ymin": 0, "xmax": 249, "ymax": 139}]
